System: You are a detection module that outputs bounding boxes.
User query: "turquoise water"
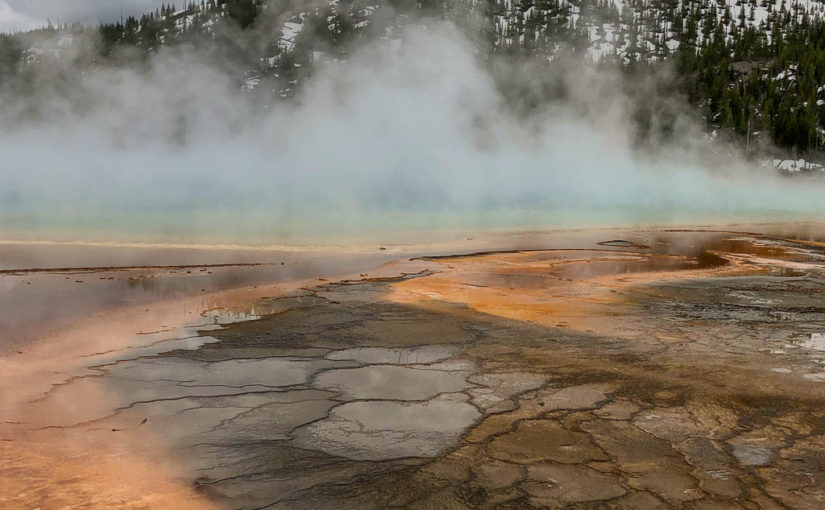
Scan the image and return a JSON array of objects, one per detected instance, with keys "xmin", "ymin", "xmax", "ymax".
[{"xmin": 2, "ymin": 175, "xmax": 822, "ymax": 246}]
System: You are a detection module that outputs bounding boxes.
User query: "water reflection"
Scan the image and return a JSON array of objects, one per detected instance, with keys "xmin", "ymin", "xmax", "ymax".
[{"xmin": 0, "ymin": 248, "xmax": 390, "ymax": 351}]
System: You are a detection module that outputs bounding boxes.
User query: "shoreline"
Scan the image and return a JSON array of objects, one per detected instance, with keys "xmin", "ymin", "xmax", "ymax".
[{"xmin": 2, "ymin": 219, "xmax": 825, "ymax": 264}]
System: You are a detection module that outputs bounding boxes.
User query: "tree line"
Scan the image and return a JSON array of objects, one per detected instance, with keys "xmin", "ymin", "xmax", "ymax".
[{"xmin": 1, "ymin": 0, "xmax": 824, "ymax": 158}]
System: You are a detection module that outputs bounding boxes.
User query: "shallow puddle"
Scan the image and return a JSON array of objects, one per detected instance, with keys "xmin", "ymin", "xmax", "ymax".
[
  {"xmin": 730, "ymin": 443, "xmax": 775, "ymax": 466},
  {"xmin": 313, "ymin": 365, "xmax": 472, "ymax": 400},
  {"xmin": 802, "ymin": 333, "xmax": 825, "ymax": 351},
  {"xmin": 291, "ymin": 394, "xmax": 480, "ymax": 460},
  {"xmin": 325, "ymin": 345, "xmax": 459, "ymax": 364},
  {"xmin": 554, "ymin": 255, "xmax": 722, "ymax": 280}
]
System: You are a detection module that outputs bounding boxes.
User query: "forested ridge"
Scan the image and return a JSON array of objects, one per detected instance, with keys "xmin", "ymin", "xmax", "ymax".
[{"xmin": 2, "ymin": 0, "xmax": 825, "ymax": 169}]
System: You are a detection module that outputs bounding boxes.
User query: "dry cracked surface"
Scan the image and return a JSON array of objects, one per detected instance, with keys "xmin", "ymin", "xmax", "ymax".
[{"xmin": 4, "ymin": 230, "xmax": 825, "ymax": 509}]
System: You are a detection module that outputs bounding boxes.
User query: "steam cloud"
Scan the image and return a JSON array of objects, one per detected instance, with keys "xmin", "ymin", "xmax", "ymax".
[{"xmin": 1, "ymin": 21, "xmax": 824, "ymax": 246}]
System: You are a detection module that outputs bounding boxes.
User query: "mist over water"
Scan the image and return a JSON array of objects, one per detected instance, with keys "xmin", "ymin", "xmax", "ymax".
[{"xmin": 2, "ymin": 23, "xmax": 824, "ymax": 246}]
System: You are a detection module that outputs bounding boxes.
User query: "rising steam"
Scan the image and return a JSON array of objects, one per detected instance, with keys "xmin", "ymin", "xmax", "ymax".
[{"xmin": 1, "ymin": 21, "xmax": 823, "ymax": 246}]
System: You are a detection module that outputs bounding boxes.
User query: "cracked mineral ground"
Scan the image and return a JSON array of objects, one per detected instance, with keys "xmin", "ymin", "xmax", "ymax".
[{"xmin": 3, "ymin": 227, "xmax": 825, "ymax": 509}]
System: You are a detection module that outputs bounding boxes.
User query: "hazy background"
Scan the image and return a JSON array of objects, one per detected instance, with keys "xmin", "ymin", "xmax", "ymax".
[
  {"xmin": 1, "ymin": 8, "xmax": 824, "ymax": 246},
  {"xmin": 0, "ymin": 0, "xmax": 170, "ymax": 32}
]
